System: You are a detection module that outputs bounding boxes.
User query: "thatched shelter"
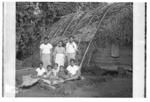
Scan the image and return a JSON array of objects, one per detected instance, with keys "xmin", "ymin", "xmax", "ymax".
[{"xmin": 38, "ymin": 3, "xmax": 132, "ymax": 71}]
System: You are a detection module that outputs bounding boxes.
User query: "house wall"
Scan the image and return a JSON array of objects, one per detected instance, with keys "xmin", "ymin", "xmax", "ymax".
[{"xmin": 88, "ymin": 46, "xmax": 132, "ymax": 70}]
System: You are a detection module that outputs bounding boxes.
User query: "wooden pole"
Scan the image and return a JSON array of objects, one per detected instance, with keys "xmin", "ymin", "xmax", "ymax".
[
  {"xmin": 87, "ymin": 15, "xmax": 95, "ymax": 26},
  {"xmin": 61, "ymin": 14, "xmax": 74, "ymax": 36},
  {"xmin": 52, "ymin": 18, "xmax": 66, "ymax": 38},
  {"xmin": 79, "ymin": 3, "xmax": 115, "ymax": 68},
  {"xmin": 52, "ymin": 26, "xmax": 60, "ymax": 38},
  {"xmin": 71, "ymin": 12, "xmax": 87, "ymax": 36},
  {"xmin": 87, "ymin": 42, "xmax": 95, "ymax": 66},
  {"xmin": 51, "ymin": 21, "xmax": 61, "ymax": 37},
  {"xmin": 71, "ymin": 4, "xmax": 107, "ymax": 37},
  {"xmin": 62, "ymin": 14, "xmax": 75, "ymax": 36},
  {"xmin": 79, "ymin": 40, "xmax": 92, "ymax": 68}
]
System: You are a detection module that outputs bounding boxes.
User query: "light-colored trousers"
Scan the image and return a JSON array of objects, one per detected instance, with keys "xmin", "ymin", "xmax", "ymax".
[
  {"xmin": 41, "ymin": 53, "xmax": 51, "ymax": 71},
  {"xmin": 66, "ymin": 53, "xmax": 76, "ymax": 64}
]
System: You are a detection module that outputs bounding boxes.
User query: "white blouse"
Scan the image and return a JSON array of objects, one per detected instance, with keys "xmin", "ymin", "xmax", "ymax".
[
  {"xmin": 66, "ymin": 42, "xmax": 77, "ymax": 53},
  {"xmin": 40, "ymin": 43, "xmax": 53, "ymax": 54}
]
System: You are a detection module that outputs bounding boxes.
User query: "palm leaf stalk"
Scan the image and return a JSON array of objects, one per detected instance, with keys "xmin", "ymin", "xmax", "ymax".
[{"xmin": 79, "ymin": 3, "xmax": 115, "ymax": 68}]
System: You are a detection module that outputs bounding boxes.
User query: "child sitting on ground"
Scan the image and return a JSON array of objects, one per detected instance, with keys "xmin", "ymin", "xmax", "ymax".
[
  {"xmin": 19, "ymin": 62, "xmax": 46, "ymax": 88},
  {"xmin": 42, "ymin": 63, "xmax": 64, "ymax": 85},
  {"xmin": 41, "ymin": 65, "xmax": 55, "ymax": 87},
  {"xmin": 51, "ymin": 63, "xmax": 59, "ymax": 78},
  {"xmin": 43, "ymin": 65, "xmax": 53, "ymax": 78},
  {"xmin": 65, "ymin": 59, "xmax": 81, "ymax": 81},
  {"xmin": 35, "ymin": 62, "xmax": 46, "ymax": 77},
  {"xmin": 50, "ymin": 63, "xmax": 65, "ymax": 84},
  {"xmin": 58, "ymin": 65, "xmax": 67, "ymax": 79}
]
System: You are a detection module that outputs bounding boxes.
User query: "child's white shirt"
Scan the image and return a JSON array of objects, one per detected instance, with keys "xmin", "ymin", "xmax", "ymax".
[
  {"xmin": 36, "ymin": 67, "xmax": 46, "ymax": 76},
  {"xmin": 66, "ymin": 65, "xmax": 79, "ymax": 75}
]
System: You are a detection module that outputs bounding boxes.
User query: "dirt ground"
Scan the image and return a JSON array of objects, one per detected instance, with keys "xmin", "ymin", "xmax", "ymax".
[{"xmin": 16, "ymin": 68, "xmax": 132, "ymax": 97}]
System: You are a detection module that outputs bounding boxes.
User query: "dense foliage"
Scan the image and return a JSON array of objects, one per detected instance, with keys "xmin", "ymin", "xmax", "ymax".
[
  {"xmin": 95, "ymin": 3, "xmax": 133, "ymax": 47},
  {"xmin": 42, "ymin": 3, "xmax": 132, "ymax": 47},
  {"xmin": 16, "ymin": 2, "xmax": 104, "ymax": 60}
]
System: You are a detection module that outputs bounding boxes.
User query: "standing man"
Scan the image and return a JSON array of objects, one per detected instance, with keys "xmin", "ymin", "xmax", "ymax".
[
  {"xmin": 40, "ymin": 37, "xmax": 53, "ymax": 71},
  {"xmin": 66, "ymin": 36, "xmax": 78, "ymax": 65}
]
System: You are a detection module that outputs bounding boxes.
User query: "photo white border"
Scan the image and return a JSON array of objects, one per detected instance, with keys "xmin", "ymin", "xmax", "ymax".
[
  {"xmin": 0, "ymin": 0, "xmax": 149, "ymax": 101},
  {"xmin": 2, "ymin": 2, "xmax": 16, "ymax": 97},
  {"xmin": 0, "ymin": 0, "xmax": 3, "ymax": 98},
  {"xmin": 146, "ymin": 2, "xmax": 150, "ymax": 99},
  {"xmin": 133, "ymin": 2, "xmax": 145, "ymax": 97}
]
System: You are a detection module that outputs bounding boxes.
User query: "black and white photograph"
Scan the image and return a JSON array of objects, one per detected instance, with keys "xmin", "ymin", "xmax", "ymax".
[
  {"xmin": 15, "ymin": 2, "xmax": 133, "ymax": 97},
  {"xmin": 1, "ymin": 1, "xmax": 147, "ymax": 98}
]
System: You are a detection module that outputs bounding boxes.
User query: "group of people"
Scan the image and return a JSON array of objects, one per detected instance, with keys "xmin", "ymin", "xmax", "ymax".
[
  {"xmin": 40, "ymin": 36, "xmax": 78, "ymax": 70},
  {"xmin": 35, "ymin": 36, "xmax": 82, "ymax": 85}
]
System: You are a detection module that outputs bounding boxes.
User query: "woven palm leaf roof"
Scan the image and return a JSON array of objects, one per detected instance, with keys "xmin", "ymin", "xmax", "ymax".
[{"xmin": 41, "ymin": 3, "xmax": 132, "ymax": 45}]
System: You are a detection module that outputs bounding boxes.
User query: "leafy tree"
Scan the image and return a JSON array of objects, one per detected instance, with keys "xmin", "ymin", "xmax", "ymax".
[{"xmin": 16, "ymin": 2, "xmax": 103, "ymax": 60}]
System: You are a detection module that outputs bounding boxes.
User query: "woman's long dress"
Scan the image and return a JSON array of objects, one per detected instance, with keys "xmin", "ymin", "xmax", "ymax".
[{"xmin": 54, "ymin": 46, "xmax": 66, "ymax": 69}]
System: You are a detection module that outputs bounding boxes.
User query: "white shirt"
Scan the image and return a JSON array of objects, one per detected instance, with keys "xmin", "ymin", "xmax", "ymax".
[
  {"xmin": 36, "ymin": 67, "xmax": 46, "ymax": 76},
  {"xmin": 66, "ymin": 42, "xmax": 77, "ymax": 53},
  {"xmin": 40, "ymin": 43, "xmax": 53, "ymax": 54},
  {"xmin": 67, "ymin": 65, "xmax": 79, "ymax": 75}
]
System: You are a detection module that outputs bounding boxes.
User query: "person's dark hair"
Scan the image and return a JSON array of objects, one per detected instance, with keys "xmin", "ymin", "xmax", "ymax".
[
  {"xmin": 47, "ymin": 65, "xmax": 52, "ymax": 68},
  {"xmin": 58, "ymin": 40, "xmax": 64, "ymax": 47},
  {"xmin": 59, "ymin": 40, "xmax": 63, "ymax": 43},
  {"xmin": 44, "ymin": 37, "xmax": 49, "ymax": 40},
  {"xmin": 70, "ymin": 59, "xmax": 75, "ymax": 63},
  {"xmin": 54, "ymin": 63, "xmax": 58, "ymax": 67},
  {"xmin": 69, "ymin": 36, "xmax": 74, "ymax": 39},
  {"xmin": 39, "ymin": 62, "xmax": 43, "ymax": 65},
  {"xmin": 58, "ymin": 40, "xmax": 63, "ymax": 45},
  {"xmin": 60, "ymin": 65, "xmax": 64, "ymax": 68}
]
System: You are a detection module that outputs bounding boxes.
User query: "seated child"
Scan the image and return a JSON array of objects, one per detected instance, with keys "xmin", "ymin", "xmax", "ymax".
[
  {"xmin": 50, "ymin": 63, "xmax": 65, "ymax": 85},
  {"xmin": 19, "ymin": 62, "xmax": 46, "ymax": 88},
  {"xmin": 66, "ymin": 59, "xmax": 81, "ymax": 80},
  {"xmin": 40, "ymin": 65, "xmax": 54, "ymax": 85},
  {"xmin": 40, "ymin": 65, "xmax": 56, "ymax": 89},
  {"xmin": 43, "ymin": 65, "xmax": 53, "ymax": 78},
  {"xmin": 35, "ymin": 62, "xmax": 46, "ymax": 77},
  {"xmin": 41, "ymin": 63, "xmax": 65, "ymax": 86},
  {"xmin": 58, "ymin": 65, "xmax": 67, "ymax": 79},
  {"xmin": 51, "ymin": 63, "xmax": 59, "ymax": 78}
]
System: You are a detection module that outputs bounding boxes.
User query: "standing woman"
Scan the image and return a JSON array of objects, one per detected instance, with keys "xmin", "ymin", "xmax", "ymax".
[
  {"xmin": 40, "ymin": 37, "xmax": 53, "ymax": 71},
  {"xmin": 53, "ymin": 41, "xmax": 66, "ymax": 70}
]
